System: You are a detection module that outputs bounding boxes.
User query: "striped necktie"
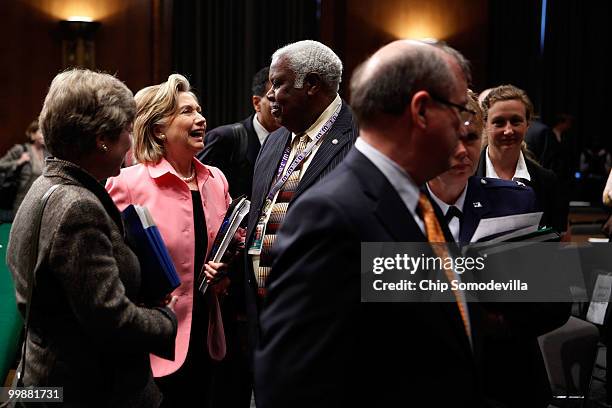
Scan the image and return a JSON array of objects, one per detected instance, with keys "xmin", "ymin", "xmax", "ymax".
[
  {"xmin": 418, "ymin": 192, "xmax": 472, "ymax": 343},
  {"xmin": 256, "ymin": 134, "xmax": 310, "ymax": 296}
]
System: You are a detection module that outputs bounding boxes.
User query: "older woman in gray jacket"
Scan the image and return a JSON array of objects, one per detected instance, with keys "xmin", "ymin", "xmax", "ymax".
[{"xmin": 7, "ymin": 69, "xmax": 178, "ymax": 407}]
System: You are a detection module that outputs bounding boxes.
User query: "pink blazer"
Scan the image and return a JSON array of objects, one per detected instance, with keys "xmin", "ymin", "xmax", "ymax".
[{"xmin": 106, "ymin": 157, "xmax": 230, "ymax": 377}]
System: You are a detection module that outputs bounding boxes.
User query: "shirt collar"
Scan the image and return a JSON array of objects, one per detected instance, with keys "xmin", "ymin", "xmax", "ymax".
[
  {"xmin": 291, "ymin": 94, "xmax": 341, "ymax": 142},
  {"xmin": 355, "ymin": 137, "xmax": 420, "ymax": 216},
  {"xmin": 485, "ymin": 146, "xmax": 531, "ymax": 181},
  {"xmin": 426, "ymin": 183, "xmax": 467, "ymax": 214},
  {"xmin": 147, "ymin": 156, "xmax": 212, "ymax": 181},
  {"xmin": 252, "ymin": 114, "xmax": 270, "ymax": 145}
]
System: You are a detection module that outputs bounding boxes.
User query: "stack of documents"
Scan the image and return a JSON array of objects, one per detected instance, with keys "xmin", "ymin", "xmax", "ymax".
[
  {"xmin": 198, "ymin": 196, "xmax": 250, "ymax": 295},
  {"xmin": 122, "ymin": 204, "xmax": 181, "ymax": 303},
  {"xmin": 471, "ymin": 212, "xmax": 544, "ymax": 243}
]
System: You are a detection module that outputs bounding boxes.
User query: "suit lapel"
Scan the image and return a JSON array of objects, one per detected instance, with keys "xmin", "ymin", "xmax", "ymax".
[
  {"xmin": 247, "ymin": 129, "xmax": 291, "ymax": 239},
  {"xmin": 349, "ymin": 150, "xmax": 474, "ymax": 356},
  {"xmin": 293, "ymin": 103, "xmax": 354, "ymax": 200},
  {"xmin": 347, "ymin": 150, "xmax": 425, "ymax": 242},
  {"xmin": 243, "ymin": 115, "xmax": 261, "ymax": 166}
]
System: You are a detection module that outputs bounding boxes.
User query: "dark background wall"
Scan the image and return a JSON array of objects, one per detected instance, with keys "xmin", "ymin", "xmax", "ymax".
[
  {"xmin": 172, "ymin": 0, "xmax": 320, "ymax": 129},
  {"xmin": 0, "ymin": 0, "xmax": 172, "ymax": 154},
  {"xmin": 321, "ymin": 0, "xmax": 489, "ymax": 99},
  {"xmin": 0, "ymin": 0, "xmax": 609, "ymax": 158}
]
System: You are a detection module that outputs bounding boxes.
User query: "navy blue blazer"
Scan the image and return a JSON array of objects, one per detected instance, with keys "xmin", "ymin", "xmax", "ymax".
[
  {"xmin": 460, "ymin": 176, "xmax": 539, "ymax": 243},
  {"xmin": 476, "ymin": 148, "xmax": 568, "ymax": 233},
  {"xmin": 244, "ymin": 101, "xmax": 358, "ymax": 362},
  {"xmin": 465, "ymin": 168, "xmax": 569, "ymax": 406},
  {"xmin": 255, "ymin": 148, "xmax": 483, "ymax": 408}
]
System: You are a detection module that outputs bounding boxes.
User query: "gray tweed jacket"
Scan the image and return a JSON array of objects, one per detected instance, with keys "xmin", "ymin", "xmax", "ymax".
[{"xmin": 7, "ymin": 158, "xmax": 177, "ymax": 407}]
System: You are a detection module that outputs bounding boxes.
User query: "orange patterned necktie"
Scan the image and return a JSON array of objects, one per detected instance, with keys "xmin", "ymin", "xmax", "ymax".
[{"xmin": 417, "ymin": 192, "xmax": 472, "ymax": 344}]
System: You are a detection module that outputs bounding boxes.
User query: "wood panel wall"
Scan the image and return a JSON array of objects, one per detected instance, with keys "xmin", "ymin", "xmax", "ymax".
[
  {"xmin": 321, "ymin": 0, "xmax": 489, "ymax": 100},
  {"xmin": 0, "ymin": 0, "xmax": 171, "ymax": 155},
  {"xmin": 0, "ymin": 0, "xmax": 488, "ymax": 155}
]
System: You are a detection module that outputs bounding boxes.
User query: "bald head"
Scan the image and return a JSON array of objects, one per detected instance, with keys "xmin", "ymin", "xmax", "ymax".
[{"xmin": 350, "ymin": 40, "xmax": 470, "ymax": 127}]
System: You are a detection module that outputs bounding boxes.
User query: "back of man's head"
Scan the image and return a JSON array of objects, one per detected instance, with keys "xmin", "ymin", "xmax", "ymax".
[
  {"xmin": 252, "ymin": 67, "xmax": 270, "ymax": 97},
  {"xmin": 350, "ymin": 40, "xmax": 469, "ymax": 128},
  {"xmin": 272, "ymin": 40, "xmax": 343, "ymax": 94}
]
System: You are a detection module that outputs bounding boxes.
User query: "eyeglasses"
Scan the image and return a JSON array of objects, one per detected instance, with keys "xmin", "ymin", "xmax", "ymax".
[{"xmin": 429, "ymin": 94, "xmax": 476, "ymax": 126}]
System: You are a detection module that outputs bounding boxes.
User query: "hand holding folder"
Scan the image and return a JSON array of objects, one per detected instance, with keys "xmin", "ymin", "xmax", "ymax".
[{"xmin": 197, "ymin": 196, "xmax": 250, "ymax": 295}]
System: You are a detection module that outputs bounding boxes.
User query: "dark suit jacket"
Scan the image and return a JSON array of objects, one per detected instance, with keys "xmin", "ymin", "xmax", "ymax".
[
  {"xmin": 525, "ymin": 120, "xmax": 553, "ymax": 164},
  {"xmin": 197, "ymin": 114, "xmax": 261, "ymax": 199},
  {"xmin": 254, "ymin": 148, "xmax": 484, "ymax": 408},
  {"xmin": 458, "ymin": 175, "xmax": 569, "ymax": 407},
  {"xmin": 476, "ymin": 148, "xmax": 568, "ymax": 233},
  {"xmin": 460, "ymin": 176, "xmax": 539, "ymax": 243},
  {"xmin": 7, "ymin": 158, "xmax": 177, "ymax": 407},
  {"xmin": 244, "ymin": 101, "xmax": 358, "ymax": 361}
]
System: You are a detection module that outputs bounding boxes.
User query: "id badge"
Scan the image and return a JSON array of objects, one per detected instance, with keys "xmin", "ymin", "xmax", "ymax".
[
  {"xmin": 249, "ymin": 199, "xmax": 273, "ymax": 255},
  {"xmin": 248, "ymin": 219, "xmax": 267, "ymax": 255}
]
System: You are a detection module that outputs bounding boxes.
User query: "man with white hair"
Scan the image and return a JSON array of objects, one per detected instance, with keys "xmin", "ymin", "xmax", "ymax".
[
  {"xmin": 255, "ymin": 39, "xmax": 480, "ymax": 407},
  {"xmin": 243, "ymin": 40, "xmax": 357, "ymax": 369}
]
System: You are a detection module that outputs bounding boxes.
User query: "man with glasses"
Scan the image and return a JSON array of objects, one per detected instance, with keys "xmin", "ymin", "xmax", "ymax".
[
  {"xmin": 430, "ymin": 93, "xmax": 477, "ymax": 127},
  {"xmin": 255, "ymin": 40, "xmax": 485, "ymax": 407}
]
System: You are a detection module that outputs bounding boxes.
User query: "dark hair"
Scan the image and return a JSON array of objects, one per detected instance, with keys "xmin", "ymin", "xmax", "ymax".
[
  {"xmin": 25, "ymin": 120, "xmax": 39, "ymax": 140},
  {"xmin": 252, "ymin": 67, "xmax": 270, "ymax": 97},
  {"xmin": 350, "ymin": 42, "xmax": 470, "ymax": 126}
]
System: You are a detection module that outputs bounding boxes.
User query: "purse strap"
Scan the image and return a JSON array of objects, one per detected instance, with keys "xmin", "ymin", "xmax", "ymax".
[{"xmin": 15, "ymin": 183, "xmax": 61, "ymax": 385}]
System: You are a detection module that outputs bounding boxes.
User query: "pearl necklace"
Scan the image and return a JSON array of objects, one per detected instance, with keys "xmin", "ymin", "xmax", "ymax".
[{"xmin": 180, "ymin": 165, "xmax": 196, "ymax": 183}]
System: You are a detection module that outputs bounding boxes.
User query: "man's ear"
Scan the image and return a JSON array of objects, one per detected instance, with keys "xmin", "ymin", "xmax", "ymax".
[
  {"xmin": 411, "ymin": 90, "xmax": 430, "ymax": 129},
  {"xmin": 252, "ymin": 95, "xmax": 261, "ymax": 112},
  {"xmin": 304, "ymin": 72, "xmax": 322, "ymax": 96}
]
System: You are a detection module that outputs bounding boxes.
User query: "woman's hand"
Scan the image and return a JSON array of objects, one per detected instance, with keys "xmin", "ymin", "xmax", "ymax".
[
  {"xmin": 156, "ymin": 293, "xmax": 178, "ymax": 312},
  {"xmin": 166, "ymin": 295, "xmax": 178, "ymax": 312},
  {"xmin": 203, "ymin": 261, "xmax": 228, "ymax": 284}
]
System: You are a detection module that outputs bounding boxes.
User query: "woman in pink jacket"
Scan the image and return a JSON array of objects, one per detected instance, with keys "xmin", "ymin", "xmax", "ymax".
[{"xmin": 106, "ymin": 74, "xmax": 230, "ymax": 406}]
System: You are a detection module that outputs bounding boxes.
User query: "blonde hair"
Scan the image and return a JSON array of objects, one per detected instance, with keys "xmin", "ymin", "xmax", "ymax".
[
  {"xmin": 481, "ymin": 84, "xmax": 533, "ymax": 124},
  {"xmin": 132, "ymin": 74, "xmax": 197, "ymax": 164},
  {"xmin": 466, "ymin": 89, "xmax": 486, "ymax": 150}
]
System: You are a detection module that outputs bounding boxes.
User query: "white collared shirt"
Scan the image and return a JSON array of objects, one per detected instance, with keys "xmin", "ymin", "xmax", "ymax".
[
  {"xmin": 427, "ymin": 184, "xmax": 467, "ymax": 242},
  {"xmin": 286, "ymin": 94, "xmax": 342, "ymax": 177},
  {"xmin": 252, "ymin": 114, "xmax": 270, "ymax": 146},
  {"xmin": 355, "ymin": 137, "xmax": 425, "ymax": 234},
  {"xmin": 485, "ymin": 146, "xmax": 531, "ymax": 181},
  {"xmin": 250, "ymin": 94, "xmax": 342, "ymax": 272}
]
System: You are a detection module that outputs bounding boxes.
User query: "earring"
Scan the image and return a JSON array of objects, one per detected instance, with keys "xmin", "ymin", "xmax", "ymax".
[
  {"xmin": 101, "ymin": 144, "xmax": 108, "ymax": 152},
  {"xmin": 159, "ymin": 134, "xmax": 167, "ymax": 141}
]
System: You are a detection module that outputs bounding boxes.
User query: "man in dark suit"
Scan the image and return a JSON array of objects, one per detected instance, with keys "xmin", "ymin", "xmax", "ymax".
[
  {"xmin": 198, "ymin": 67, "xmax": 280, "ymax": 408},
  {"xmin": 243, "ymin": 40, "xmax": 358, "ymax": 374},
  {"xmin": 254, "ymin": 40, "xmax": 482, "ymax": 407},
  {"xmin": 198, "ymin": 66, "xmax": 279, "ymax": 199}
]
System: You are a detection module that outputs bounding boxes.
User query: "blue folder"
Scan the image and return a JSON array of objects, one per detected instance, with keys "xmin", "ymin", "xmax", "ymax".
[{"xmin": 122, "ymin": 204, "xmax": 181, "ymax": 303}]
